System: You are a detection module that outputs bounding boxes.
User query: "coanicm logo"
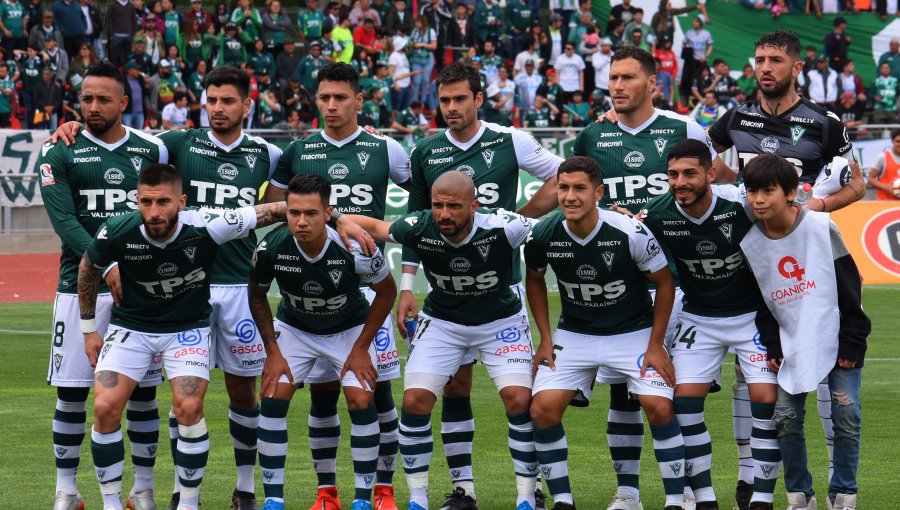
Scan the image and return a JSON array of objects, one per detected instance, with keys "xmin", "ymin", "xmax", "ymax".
[
  {"xmin": 772, "ymin": 255, "xmax": 815, "ymax": 303},
  {"xmin": 778, "ymin": 256, "xmax": 806, "ymax": 282},
  {"xmin": 862, "ymin": 208, "xmax": 900, "ymax": 277}
]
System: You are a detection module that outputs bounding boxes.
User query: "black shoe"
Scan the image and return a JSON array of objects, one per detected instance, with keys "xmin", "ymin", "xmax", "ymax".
[
  {"xmin": 551, "ymin": 503, "xmax": 575, "ymax": 510},
  {"xmin": 167, "ymin": 493, "xmax": 180, "ymax": 510},
  {"xmin": 697, "ymin": 502, "xmax": 719, "ymax": 510},
  {"xmin": 748, "ymin": 502, "xmax": 773, "ymax": 510},
  {"xmin": 438, "ymin": 487, "xmax": 478, "ymax": 510},
  {"xmin": 231, "ymin": 489, "xmax": 258, "ymax": 510},
  {"xmin": 709, "ymin": 380, "xmax": 722, "ymax": 393},
  {"xmin": 568, "ymin": 389, "xmax": 590, "ymax": 407},
  {"xmin": 735, "ymin": 480, "xmax": 753, "ymax": 510},
  {"xmin": 663, "ymin": 506, "xmax": 683, "ymax": 510},
  {"xmin": 534, "ymin": 488, "xmax": 547, "ymax": 510}
]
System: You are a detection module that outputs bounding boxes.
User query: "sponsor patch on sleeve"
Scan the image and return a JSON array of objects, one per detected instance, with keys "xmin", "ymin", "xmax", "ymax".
[{"xmin": 40, "ymin": 164, "xmax": 55, "ymax": 186}]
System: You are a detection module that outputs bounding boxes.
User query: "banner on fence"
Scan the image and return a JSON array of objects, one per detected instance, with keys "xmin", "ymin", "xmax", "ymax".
[
  {"xmin": 832, "ymin": 201, "xmax": 900, "ymax": 285},
  {"xmin": 0, "ymin": 130, "xmax": 51, "ymax": 207}
]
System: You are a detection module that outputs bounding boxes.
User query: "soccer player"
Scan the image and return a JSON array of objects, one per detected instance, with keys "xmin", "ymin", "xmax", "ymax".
[
  {"xmin": 249, "ymin": 173, "xmax": 397, "ymax": 510},
  {"xmin": 397, "ymin": 61, "xmax": 563, "ymax": 510},
  {"xmin": 40, "ymin": 62, "xmax": 169, "ymax": 510},
  {"xmin": 347, "ymin": 171, "xmax": 539, "ymax": 510},
  {"xmin": 263, "ymin": 62, "xmax": 411, "ymax": 510},
  {"xmin": 641, "ymin": 139, "xmax": 780, "ymax": 510},
  {"xmin": 572, "ymin": 45, "xmax": 718, "ymax": 510},
  {"xmin": 526, "ymin": 156, "xmax": 685, "ymax": 510},
  {"xmin": 740, "ymin": 154, "xmax": 869, "ymax": 510},
  {"xmin": 77, "ymin": 164, "xmax": 288, "ymax": 510}
]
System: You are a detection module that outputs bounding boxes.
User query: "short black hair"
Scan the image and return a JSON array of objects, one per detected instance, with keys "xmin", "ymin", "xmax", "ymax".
[
  {"xmin": 667, "ymin": 139, "xmax": 712, "ymax": 169},
  {"xmin": 138, "ymin": 163, "xmax": 182, "ymax": 190},
  {"xmin": 742, "ymin": 154, "xmax": 798, "ymax": 195},
  {"xmin": 755, "ymin": 29, "xmax": 801, "ymax": 60},
  {"xmin": 317, "ymin": 62, "xmax": 361, "ymax": 94},
  {"xmin": 204, "ymin": 65, "xmax": 250, "ymax": 98},
  {"xmin": 84, "ymin": 61, "xmax": 128, "ymax": 94},
  {"xmin": 611, "ymin": 46, "xmax": 657, "ymax": 76},
  {"xmin": 436, "ymin": 61, "xmax": 481, "ymax": 97},
  {"xmin": 891, "ymin": 128, "xmax": 900, "ymax": 140},
  {"xmin": 558, "ymin": 156, "xmax": 602, "ymax": 185},
  {"xmin": 634, "ymin": 7, "xmax": 644, "ymax": 13},
  {"xmin": 287, "ymin": 173, "xmax": 331, "ymax": 206},
  {"xmin": 173, "ymin": 90, "xmax": 187, "ymax": 103}
]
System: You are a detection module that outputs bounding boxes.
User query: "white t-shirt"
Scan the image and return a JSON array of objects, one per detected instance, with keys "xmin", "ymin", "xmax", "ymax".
[
  {"xmin": 161, "ymin": 103, "xmax": 189, "ymax": 127},
  {"xmin": 389, "ymin": 51, "xmax": 412, "ymax": 88},
  {"xmin": 592, "ymin": 50, "xmax": 612, "ymax": 90},
  {"xmin": 554, "ymin": 53, "xmax": 585, "ymax": 92}
]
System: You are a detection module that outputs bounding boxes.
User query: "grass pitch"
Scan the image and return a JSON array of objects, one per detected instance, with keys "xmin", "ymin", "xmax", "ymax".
[{"xmin": 1, "ymin": 287, "xmax": 898, "ymax": 509}]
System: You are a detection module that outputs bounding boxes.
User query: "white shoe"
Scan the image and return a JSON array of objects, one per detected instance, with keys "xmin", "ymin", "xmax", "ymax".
[
  {"xmin": 787, "ymin": 492, "xmax": 818, "ymax": 510},
  {"xmin": 683, "ymin": 491, "xmax": 696, "ymax": 510},
  {"xmin": 53, "ymin": 491, "xmax": 84, "ymax": 510},
  {"xmin": 127, "ymin": 488, "xmax": 157, "ymax": 510},
  {"xmin": 175, "ymin": 505, "xmax": 197, "ymax": 510},
  {"xmin": 832, "ymin": 494, "xmax": 856, "ymax": 510},
  {"xmin": 607, "ymin": 492, "xmax": 644, "ymax": 510}
]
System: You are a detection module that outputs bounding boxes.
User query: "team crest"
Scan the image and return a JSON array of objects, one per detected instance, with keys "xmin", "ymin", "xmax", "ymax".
[
  {"xmin": 357, "ymin": 151, "xmax": 370, "ymax": 171},
  {"xmin": 53, "ymin": 353, "xmax": 63, "ymax": 371},
  {"xmin": 760, "ymin": 463, "xmax": 775, "ymax": 477},
  {"xmin": 790, "ymin": 125, "xmax": 806, "ymax": 146},
  {"xmin": 55, "ymin": 446, "xmax": 67, "ymax": 458},
  {"xmin": 97, "ymin": 469, "xmax": 106, "ymax": 480},
  {"xmin": 245, "ymin": 154, "xmax": 257, "ymax": 171},
  {"xmin": 328, "ymin": 269, "xmax": 343, "ymax": 287},
  {"xmin": 183, "ymin": 468, "xmax": 198, "ymax": 479},
  {"xmin": 601, "ymin": 251, "xmax": 615, "ymax": 270},
  {"xmin": 131, "ymin": 156, "xmax": 143, "ymax": 174},
  {"xmin": 654, "ymin": 137, "xmax": 668, "ymax": 157},
  {"xmin": 719, "ymin": 223, "xmax": 733, "ymax": 242},
  {"xmin": 670, "ymin": 462, "xmax": 682, "ymax": 476},
  {"xmin": 364, "ymin": 474, "xmax": 374, "ymax": 486},
  {"xmin": 477, "ymin": 244, "xmax": 491, "ymax": 261},
  {"xmin": 183, "ymin": 246, "xmax": 196, "ymax": 263},
  {"xmin": 481, "ymin": 149, "xmax": 495, "ymax": 168}
]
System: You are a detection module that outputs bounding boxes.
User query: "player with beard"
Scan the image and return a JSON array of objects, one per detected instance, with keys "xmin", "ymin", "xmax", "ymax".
[{"xmin": 39, "ymin": 61, "xmax": 169, "ymax": 510}]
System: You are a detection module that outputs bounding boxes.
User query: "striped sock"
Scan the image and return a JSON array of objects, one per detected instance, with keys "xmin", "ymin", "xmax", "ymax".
[
  {"xmin": 309, "ymin": 389, "xmax": 341, "ymax": 488},
  {"xmin": 126, "ymin": 386, "xmax": 159, "ymax": 493},
  {"xmin": 733, "ymin": 364, "xmax": 754, "ymax": 484},
  {"xmin": 91, "ymin": 426, "xmax": 125, "ymax": 510},
  {"xmin": 607, "ymin": 383, "xmax": 643, "ymax": 500},
  {"xmin": 750, "ymin": 402, "xmax": 780, "ymax": 504},
  {"xmin": 675, "ymin": 396, "xmax": 714, "ymax": 503},
  {"xmin": 176, "ymin": 419, "xmax": 210, "ymax": 508},
  {"xmin": 650, "ymin": 418, "xmax": 686, "ymax": 508},
  {"xmin": 230, "ymin": 405, "xmax": 259, "ymax": 493},
  {"xmin": 399, "ymin": 410, "xmax": 432, "ymax": 508},
  {"xmin": 508, "ymin": 411, "xmax": 537, "ymax": 507},
  {"xmin": 53, "ymin": 387, "xmax": 89, "ymax": 495},
  {"xmin": 374, "ymin": 384, "xmax": 399, "ymax": 486},
  {"xmin": 168, "ymin": 409, "xmax": 181, "ymax": 494},
  {"xmin": 258, "ymin": 397, "xmax": 290, "ymax": 501},
  {"xmin": 534, "ymin": 423, "xmax": 572, "ymax": 505},
  {"xmin": 441, "ymin": 396, "xmax": 475, "ymax": 487},
  {"xmin": 350, "ymin": 406, "xmax": 380, "ymax": 500},
  {"xmin": 816, "ymin": 382, "xmax": 834, "ymax": 484}
]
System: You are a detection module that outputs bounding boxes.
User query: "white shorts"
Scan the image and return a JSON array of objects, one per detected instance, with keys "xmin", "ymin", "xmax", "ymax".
[
  {"xmin": 96, "ymin": 326, "xmax": 211, "ymax": 383},
  {"xmin": 457, "ymin": 282, "xmax": 530, "ymax": 366},
  {"xmin": 596, "ymin": 287, "xmax": 684, "ymax": 385},
  {"xmin": 274, "ymin": 319, "xmax": 373, "ymax": 390},
  {"xmin": 209, "ymin": 285, "xmax": 266, "ymax": 377},
  {"xmin": 405, "ymin": 312, "xmax": 533, "ymax": 390},
  {"xmin": 303, "ymin": 287, "xmax": 401, "ymax": 384},
  {"xmin": 48, "ymin": 292, "xmax": 163, "ymax": 387},
  {"xmin": 534, "ymin": 328, "xmax": 674, "ymax": 400},
  {"xmin": 672, "ymin": 311, "xmax": 776, "ymax": 385}
]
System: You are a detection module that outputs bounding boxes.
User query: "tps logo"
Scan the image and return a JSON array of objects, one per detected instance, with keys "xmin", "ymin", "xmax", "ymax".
[
  {"xmin": 778, "ymin": 256, "xmax": 806, "ymax": 282},
  {"xmin": 862, "ymin": 208, "xmax": 900, "ymax": 277}
]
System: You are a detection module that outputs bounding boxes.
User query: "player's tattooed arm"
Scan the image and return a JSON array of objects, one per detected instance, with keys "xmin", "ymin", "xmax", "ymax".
[
  {"xmin": 78, "ymin": 251, "xmax": 101, "ymax": 320},
  {"xmin": 254, "ymin": 201, "xmax": 288, "ymax": 227}
]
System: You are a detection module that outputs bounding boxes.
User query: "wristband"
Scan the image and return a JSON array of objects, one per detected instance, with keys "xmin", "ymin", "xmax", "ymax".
[
  {"xmin": 80, "ymin": 318, "xmax": 97, "ymax": 334},
  {"xmin": 400, "ymin": 272, "xmax": 416, "ymax": 292},
  {"xmin": 327, "ymin": 210, "xmax": 344, "ymax": 228}
]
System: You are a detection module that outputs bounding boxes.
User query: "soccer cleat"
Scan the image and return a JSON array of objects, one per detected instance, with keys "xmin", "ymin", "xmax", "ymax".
[
  {"xmin": 231, "ymin": 489, "xmax": 258, "ymax": 510},
  {"xmin": 786, "ymin": 492, "xmax": 817, "ymax": 510},
  {"xmin": 534, "ymin": 488, "xmax": 547, "ymax": 510},
  {"xmin": 167, "ymin": 493, "xmax": 180, "ymax": 510},
  {"xmin": 516, "ymin": 502, "xmax": 535, "ymax": 510},
  {"xmin": 551, "ymin": 504, "xmax": 575, "ymax": 510},
  {"xmin": 407, "ymin": 502, "xmax": 428, "ymax": 510},
  {"xmin": 438, "ymin": 487, "xmax": 478, "ymax": 510},
  {"xmin": 831, "ymin": 494, "xmax": 856, "ymax": 510},
  {"xmin": 683, "ymin": 492, "xmax": 696, "ymax": 510},
  {"xmin": 127, "ymin": 488, "xmax": 157, "ymax": 510},
  {"xmin": 260, "ymin": 500, "xmax": 285, "ymax": 510},
  {"xmin": 352, "ymin": 500, "xmax": 373, "ymax": 510},
  {"xmin": 374, "ymin": 485, "xmax": 399, "ymax": 510},
  {"xmin": 309, "ymin": 487, "xmax": 342, "ymax": 510},
  {"xmin": 607, "ymin": 493, "xmax": 644, "ymax": 510},
  {"xmin": 568, "ymin": 389, "xmax": 590, "ymax": 408},
  {"xmin": 696, "ymin": 502, "xmax": 719, "ymax": 510},
  {"xmin": 53, "ymin": 491, "xmax": 85, "ymax": 510},
  {"xmin": 175, "ymin": 505, "xmax": 198, "ymax": 510},
  {"xmin": 663, "ymin": 507, "xmax": 684, "ymax": 510},
  {"xmin": 748, "ymin": 503, "xmax": 773, "ymax": 510},
  {"xmin": 733, "ymin": 481, "xmax": 753, "ymax": 510}
]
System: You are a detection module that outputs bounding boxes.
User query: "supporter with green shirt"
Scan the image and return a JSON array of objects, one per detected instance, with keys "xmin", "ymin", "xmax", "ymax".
[
  {"xmin": 505, "ymin": 0, "xmax": 533, "ymax": 55},
  {"xmin": 217, "ymin": 23, "xmax": 247, "ymax": 67},
  {"xmin": 359, "ymin": 63, "xmax": 394, "ymax": 110},
  {"xmin": 186, "ymin": 60, "xmax": 206, "ymax": 104},
  {"xmin": 160, "ymin": 0, "xmax": 182, "ymax": 50},
  {"xmin": 362, "ymin": 86, "xmax": 387, "ymax": 128},
  {"xmin": 294, "ymin": 40, "xmax": 327, "ymax": 94},
  {"xmin": 0, "ymin": 0, "xmax": 27, "ymax": 50},
  {"xmin": 298, "ymin": 0, "xmax": 325, "ymax": 43},
  {"xmin": 231, "ymin": 0, "xmax": 262, "ymax": 45},
  {"xmin": 474, "ymin": 0, "xmax": 502, "ymax": 42},
  {"xmin": 248, "ymin": 39, "xmax": 276, "ymax": 77},
  {"xmin": 872, "ymin": 61, "xmax": 900, "ymax": 123},
  {"xmin": 0, "ymin": 62, "xmax": 12, "ymax": 127}
]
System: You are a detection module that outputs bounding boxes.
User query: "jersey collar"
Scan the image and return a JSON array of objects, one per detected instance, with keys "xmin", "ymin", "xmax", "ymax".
[
  {"xmin": 207, "ymin": 130, "xmax": 245, "ymax": 152},
  {"xmin": 321, "ymin": 126, "xmax": 363, "ymax": 147},
  {"xmin": 81, "ymin": 126, "xmax": 131, "ymax": 152},
  {"xmin": 675, "ymin": 194, "xmax": 717, "ymax": 224},
  {"xmin": 617, "ymin": 109, "xmax": 660, "ymax": 135},
  {"xmin": 444, "ymin": 121, "xmax": 486, "ymax": 151},
  {"xmin": 293, "ymin": 236, "xmax": 331, "ymax": 263},
  {"xmin": 140, "ymin": 221, "xmax": 184, "ymax": 249},
  {"xmin": 440, "ymin": 218, "xmax": 480, "ymax": 248},
  {"xmin": 561, "ymin": 209, "xmax": 603, "ymax": 245}
]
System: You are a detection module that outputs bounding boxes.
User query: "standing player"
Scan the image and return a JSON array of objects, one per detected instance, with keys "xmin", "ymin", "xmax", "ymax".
[
  {"xmin": 641, "ymin": 139, "xmax": 780, "ymax": 510},
  {"xmin": 249, "ymin": 174, "xmax": 397, "ymax": 510},
  {"xmin": 526, "ymin": 157, "xmax": 685, "ymax": 510},
  {"xmin": 77, "ymin": 164, "xmax": 288, "ymax": 510},
  {"xmin": 572, "ymin": 46, "xmax": 718, "ymax": 510},
  {"xmin": 397, "ymin": 61, "xmax": 563, "ymax": 510},
  {"xmin": 40, "ymin": 62, "xmax": 169, "ymax": 510},
  {"xmin": 347, "ymin": 171, "xmax": 540, "ymax": 510},
  {"xmin": 263, "ymin": 62, "xmax": 411, "ymax": 510}
]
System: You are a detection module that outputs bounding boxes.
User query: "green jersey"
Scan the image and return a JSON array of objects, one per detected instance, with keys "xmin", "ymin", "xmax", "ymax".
[
  {"xmin": 295, "ymin": 55, "xmax": 326, "ymax": 93},
  {"xmin": 183, "ymin": 37, "xmax": 204, "ymax": 65},
  {"xmin": 163, "ymin": 11, "xmax": 181, "ymax": 48},
  {"xmin": 158, "ymin": 129, "xmax": 282, "ymax": 284},
  {"xmin": 641, "ymin": 184, "xmax": 761, "ymax": 317},
  {"xmin": 298, "ymin": 9, "xmax": 325, "ymax": 40},
  {"xmin": 219, "ymin": 34, "xmax": 246, "ymax": 67},
  {"xmin": 360, "ymin": 75, "xmax": 393, "ymax": 109},
  {"xmin": 20, "ymin": 55, "xmax": 43, "ymax": 92},
  {"xmin": 248, "ymin": 50, "xmax": 275, "ymax": 78},
  {"xmin": 474, "ymin": 2, "xmax": 501, "ymax": 41},
  {"xmin": 250, "ymin": 226, "xmax": 390, "ymax": 335},
  {"xmin": 505, "ymin": 0, "xmax": 533, "ymax": 32},
  {"xmin": 572, "ymin": 109, "xmax": 716, "ymax": 213},
  {"xmin": 363, "ymin": 99, "xmax": 383, "ymax": 128},
  {"xmin": 270, "ymin": 128, "xmax": 410, "ymax": 220},
  {"xmin": 0, "ymin": 0, "xmax": 25, "ymax": 37},
  {"xmin": 39, "ymin": 128, "xmax": 169, "ymax": 293},
  {"xmin": 186, "ymin": 71, "xmax": 204, "ymax": 102},
  {"xmin": 873, "ymin": 76, "xmax": 899, "ymax": 112},
  {"xmin": 389, "ymin": 208, "xmax": 532, "ymax": 324},
  {"xmin": 86, "ymin": 206, "xmax": 258, "ymax": 333},
  {"xmin": 0, "ymin": 76, "xmax": 12, "ymax": 113},
  {"xmin": 523, "ymin": 105, "xmax": 552, "ymax": 128},
  {"xmin": 523, "ymin": 209, "xmax": 668, "ymax": 335}
]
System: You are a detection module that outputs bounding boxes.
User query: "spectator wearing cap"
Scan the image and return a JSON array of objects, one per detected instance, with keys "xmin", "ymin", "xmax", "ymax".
[
  {"xmin": 354, "ymin": 17, "xmax": 381, "ymax": 55},
  {"xmin": 28, "ymin": 10, "xmax": 63, "ymax": 52},
  {"xmin": 105, "ymin": 0, "xmax": 138, "ymax": 67},
  {"xmin": 513, "ymin": 35, "xmax": 542, "ymax": 77},
  {"xmin": 51, "ymin": 0, "xmax": 85, "ymax": 58},
  {"xmin": 548, "ymin": 12, "xmax": 564, "ymax": 66},
  {"xmin": 331, "ymin": 12, "xmax": 354, "ymax": 63},
  {"xmin": 384, "ymin": 0, "xmax": 413, "ymax": 36},
  {"xmin": 33, "ymin": 64, "xmax": 60, "ymax": 128},
  {"xmin": 18, "ymin": 44, "xmax": 43, "ymax": 127},
  {"xmin": 136, "ymin": 13, "xmax": 162, "ymax": 66},
  {"xmin": 824, "ymin": 17, "xmax": 850, "ymax": 73},
  {"xmin": 276, "ymin": 38, "xmax": 302, "ymax": 90},
  {"xmin": 506, "ymin": 0, "xmax": 534, "ymax": 57},
  {"xmin": 350, "ymin": 0, "xmax": 381, "ymax": 28},
  {"xmin": 40, "ymin": 35, "xmax": 68, "ymax": 85},
  {"xmin": 217, "ymin": 22, "xmax": 246, "ymax": 66},
  {"xmin": 474, "ymin": 0, "xmax": 501, "ymax": 43},
  {"xmin": 513, "ymin": 58, "xmax": 542, "ymax": 111},
  {"xmin": 388, "ymin": 34, "xmax": 413, "ymax": 111},
  {"xmin": 147, "ymin": 57, "xmax": 185, "ymax": 112},
  {"xmin": 806, "ymin": 55, "xmax": 838, "ymax": 108},
  {"xmin": 538, "ymin": 67, "xmax": 562, "ymax": 120},
  {"xmin": 230, "ymin": 0, "xmax": 261, "ymax": 46},
  {"xmin": 0, "ymin": 0, "xmax": 28, "ymax": 53},
  {"xmin": 161, "ymin": 90, "xmax": 190, "ymax": 129},
  {"xmin": 186, "ymin": 0, "xmax": 213, "ymax": 34},
  {"xmin": 294, "ymin": 39, "xmax": 326, "ymax": 95},
  {"xmin": 878, "ymin": 38, "xmax": 900, "ymax": 79},
  {"xmin": 592, "ymin": 37, "xmax": 612, "ymax": 97},
  {"xmin": 554, "ymin": 41, "xmax": 584, "ymax": 105},
  {"xmin": 127, "ymin": 35, "xmax": 153, "ymax": 75}
]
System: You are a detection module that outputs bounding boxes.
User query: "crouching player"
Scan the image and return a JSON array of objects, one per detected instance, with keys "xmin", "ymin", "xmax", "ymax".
[
  {"xmin": 741, "ymin": 155, "xmax": 870, "ymax": 510},
  {"xmin": 524, "ymin": 156, "xmax": 687, "ymax": 510},
  {"xmin": 77, "ymin": 164, "xmax": 288, "ymax": 510},
  {"xmin": 247, "ymin": 174, "xmax": 397, "ymax": 510}
]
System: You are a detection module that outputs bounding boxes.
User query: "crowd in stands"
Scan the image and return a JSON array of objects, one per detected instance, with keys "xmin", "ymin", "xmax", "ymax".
[{"xmin": 0, "ymin": 0, "xmax": 897, "ymax": 139}]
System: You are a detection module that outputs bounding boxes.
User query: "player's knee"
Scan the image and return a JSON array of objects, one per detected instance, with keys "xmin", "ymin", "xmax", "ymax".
[
  {"xmin": 344, "ymin": 389, "xmax": 374, "ymax": 410},
  {"xmin": 172, "ymin": 397, "xmax": 204, "ymax": 425},
  {"xmin": 402, "ymin": 389, "xmax": 436, "ymax": 415},
  {"xmin": 443, "ymin": 375, "xmax": 473, "ymax": 398},
  {"xmin": 224, "ymin": 373, "xmax": 257, "ymax": 409},
  {"xmin": 93, "ymin": 396, "xmax": 124, "ymax": 424},
  {"xmin": 501, "ymin": 388, "xmax": 532, "ymax": 414},
  {"xmin": 530, "ymin": 396, "xmax": 563, "ymax": 428},
  {"xmin": 642, "ymin": 398, "xmax": 675, "ymax": 424}
]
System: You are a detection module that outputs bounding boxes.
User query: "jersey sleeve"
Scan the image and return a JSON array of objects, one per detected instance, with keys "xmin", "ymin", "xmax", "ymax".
[
  {"xmin": 269, "ymin": 140, "xmax": 297, "ymax": 189},
  {"xmin": 354, "ymin": 245, "xmax": 390, "ymax": 284},
  {"xmin": 386, "ymin": 137, "xmax": 412, "ymax": 185},
  {"xmin": 685, "ymin": 117, "xmax": 719, "ymax": 160},
  {"xmin": 707, "ymin": 108, "xmax": 735, "ymax": 150},
  {"xmin": 824, "ymin": 110, "xmax": 852, "ymax": 159},
  {"xmin": 522, "ymin": 220, "xmax": 548, "ymax": 271},
  {"xmin": 249, "ymin": 236, "xmax": 275, "ymax": 287},
  {"xmin": 86, "ymin": 222, "xmax": 113, "ymax": 269},
  {"xmin": 156, "ymin": 128, "xmax": 188, "ymax": 161},
  {"xmin": 38, "ymin": 143, "xmax": 95, "ymax": 254},
  {"xmin": 266, "ymin": 141, "xmax": 283, "ymax": 179},
  {"xmin": 510, "ymin": 128, "xmax": 562, "ymax": 181},
  {"xmin": 181, "ymin": 206, "xmax": 259, "ymax": 245},
  {"xmin": 388, "ymin": 211, "xmax": 424, "ymax": 245},
  {"xmin": 497, "ymin": 208, "xmax": 533, "ymax": 249},
  {"xmin": 406, "ymin": 144, "xmax": 429, "ymax": 213},
  {"xmin": 628, "ymin": 219, "xmax": 668, "ymax": 273},
  {"xmin": 572, "ymin": 127, "xmax": 587, "ymax": 156}
]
